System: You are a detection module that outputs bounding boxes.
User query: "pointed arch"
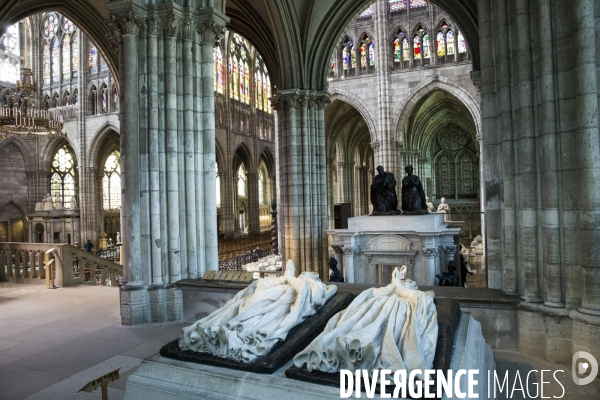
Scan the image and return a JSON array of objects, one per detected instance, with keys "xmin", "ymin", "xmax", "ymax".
[
  {"xmin": 393, "ymin": 77, "xmax": 481, "ymax": 143},
  {"xmin": 232, "ymin": 142, "xmax": 253, "ymax": 171},
  {"xmin": 0, "ymin": 134, "xmax": 35, "ymax": 172},
  {"xmin": 258, "ymin": 146, "xmax": 275, "ymax": 177},
  {"xmin": 329, "ymin": 89, "xmax": 377, "ymax": 142},
  {"xmin": 0, "ymin": 199, "xmax": 28, "ymax": 219},
  {"xmin": 88, "ymin": 122, "xmax": 120, "ymax": 168}
]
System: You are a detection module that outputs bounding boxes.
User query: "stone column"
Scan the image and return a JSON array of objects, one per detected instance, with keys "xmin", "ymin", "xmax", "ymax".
[
  {"xmin": 116, "ymin": 11, "xmax": 143, "ymax": 286},
  {"xmin": 343, "ymin": 246, "xmax": 356, "ymax": 283},
  {"xmin": 182, "ymin": 19, "xmax": 198, "ymax": 278},
  {"xmin": 272, "ymin": 91, "xmax": 329, "ymax": 277},
  {"xmin": 146, "ymin": 18, "xmax": 163, "ymax": 285},
  {"xmin": 534, "ymin": 0, "xmax": 563, "ymax": 308},
  {"xmin": 573, "ymin": 0, "xmax": 600, "ymax": 315},
  {"xmin": 198, "ymin": 18, "xmax": 226, "ymax": 273},
  {"xmin": 514, "ymin": 0, "xmax": 541, "ymax": 303},
  {"xmin": 162, "ymin": 15, "xmax": 181, "ymax": 283}
]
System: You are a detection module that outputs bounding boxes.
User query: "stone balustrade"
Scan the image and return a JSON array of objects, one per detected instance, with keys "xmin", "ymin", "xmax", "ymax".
[{"xmin": 0, "ymin": 242, "xmax": 123, "ymax": 287}]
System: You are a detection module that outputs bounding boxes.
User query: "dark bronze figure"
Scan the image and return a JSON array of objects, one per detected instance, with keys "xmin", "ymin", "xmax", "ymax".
[
  {"xmin": 401, "ymin": 165, "xmax": 429, "ymax": 215},
  {"xmin": 328, "ymin": 257, "xmax": 345, "ymax": 283},
  {"xmin": 370, "ymin": 165, "xmax": 401, "ymax": 215},
  {"xmin": 436, "ymin": 261, "xmax": 459, "ymax": 287}
]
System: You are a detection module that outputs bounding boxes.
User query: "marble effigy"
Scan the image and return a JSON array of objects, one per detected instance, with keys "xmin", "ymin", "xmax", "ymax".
[
  {"xmin": 293, "ymin": 266, "xmax": 437, "ymax": 375},
  {"xmin": 178, "ymin": 260, "xmax": 337, "ymax": 363}
]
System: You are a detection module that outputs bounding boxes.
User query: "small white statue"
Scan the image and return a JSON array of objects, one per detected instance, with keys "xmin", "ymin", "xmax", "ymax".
[
  {"xmin": 116, "ymin": 232, "xmax": 121, "ymax": 244},
  {"xmin": 437, "ymin": 197, "xmax": 450, "ymax": 213},
  {"xmin": 293, "ymin": 266, "xmax": 437, "ymax": 381},
  {"xmin": 42, "ymin": 193, "xmax": 54, "ymax": 211},
  {"xmin": 179, "ymin": 260, "xmax": 337, "ymax": 363},
  {"xmin": 426, "ymin": 196, "xmax": 435, "ymax": 213}
]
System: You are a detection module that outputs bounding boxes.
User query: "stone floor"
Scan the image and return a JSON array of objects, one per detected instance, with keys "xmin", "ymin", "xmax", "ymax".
[
  {"xmin": 0, "ymin": 282, "xmax": 186, "ymax": 400},
  {"xmin": 1, "ymin": 281, "xmax": 598, "ymax": 400}
]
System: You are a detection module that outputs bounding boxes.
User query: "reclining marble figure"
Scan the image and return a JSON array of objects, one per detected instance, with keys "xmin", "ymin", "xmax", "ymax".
[
  {"xmin": 293, "ymin": 266, "xmax": 437, "ymax": 379},
  {"xmin": 178, "ymin": 260, "xmax": 337, "ymax": 363}
]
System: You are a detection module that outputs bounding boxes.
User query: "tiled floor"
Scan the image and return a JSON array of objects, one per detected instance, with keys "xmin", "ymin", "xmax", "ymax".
[{"xmin": 0, "ymin": 282, "xmax": 187, "ymax": 400}]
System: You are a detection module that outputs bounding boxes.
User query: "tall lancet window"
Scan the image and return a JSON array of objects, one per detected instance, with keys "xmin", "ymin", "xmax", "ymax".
[
  {"xmin": 238, "ymin": 164, "xmax": 247, "ymax": 197},
  {"xmin": 258, "ymin": 171, "xmax": 264, "ymax": 204},
  {"xmin": 103, "ymin": 151, "xmax": 121, "ymax": 210},
  {"xmin": 50, "ymin": 145, "xmax": 76, "ymax": 208}
]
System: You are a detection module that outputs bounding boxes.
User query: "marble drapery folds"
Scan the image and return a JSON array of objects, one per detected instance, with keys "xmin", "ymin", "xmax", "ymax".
[
  {"xmin": 178, "ymin": 260, "xmax": 337, "ymax": 363},
  {"xmin": 293, "ymin": 266, "xmax": 437, "ymax": 378}
]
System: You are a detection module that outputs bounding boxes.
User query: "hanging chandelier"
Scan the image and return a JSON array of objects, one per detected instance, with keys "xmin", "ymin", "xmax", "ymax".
[{"xmin": 0, "ymin": 68, "xmax": 64, "ymax": 140}]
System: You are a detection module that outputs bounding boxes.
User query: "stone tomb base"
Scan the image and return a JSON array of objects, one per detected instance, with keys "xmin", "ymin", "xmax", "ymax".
[
  {"xmin": 328, "ymin": 213, "xmax": 463, "ymax": 286},
  {"xmin": 123, "ymin": 299, "xmax": 495, "ymax": 399}
]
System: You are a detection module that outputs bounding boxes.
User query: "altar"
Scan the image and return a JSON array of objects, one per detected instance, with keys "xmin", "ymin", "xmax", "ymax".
[{"xmin": 328, "ymin": 213, "xmax": 463, "ymax": 286}]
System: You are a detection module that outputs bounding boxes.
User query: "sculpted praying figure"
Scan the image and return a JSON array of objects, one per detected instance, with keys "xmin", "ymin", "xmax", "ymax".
[
  {"xmin": 370, "ymin": 165, "xmax": 401, "ymax": 215},
  {"xmin": 401, "ymin": 165, "xmax": 429, "ymax": 215}
]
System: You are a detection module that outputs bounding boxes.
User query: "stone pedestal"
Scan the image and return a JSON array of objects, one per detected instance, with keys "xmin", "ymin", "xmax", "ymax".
[{"xmin": 328, "ymin": 213, "xmax": 463, "ymax": 286}]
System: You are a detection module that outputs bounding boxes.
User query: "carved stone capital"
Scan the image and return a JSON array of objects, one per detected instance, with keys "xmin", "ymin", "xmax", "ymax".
[
  {"xmin": 441, "ymin": 245, "xmax": 456, "ymax": 255},
  {"xmin": 197, "ymin": 19, "xmax": 226, "ymax": 44},
  {"xmin": 146, "ymin": 18, "xmax": 162, "ymax": 38},
  {"xmin": 331, "ymin": 245, "xmax": 344, "ymax": 254},
  {"xmin": 162, "ymin": 14, "xmax": 180, "ymax": 38},
  {"xmin": 343, "ymin": 246, "xmax": 360, "ymax": 256},
  {"xmin": 119, "ymin": 11, "xmax": 144, "ymax": 36},
  {"xmin": 181, "ymin": 18, "xmax": 197, "ymax": 41},
  {"xmin": 422, "ymin": 247, "xmax": 438, "ymax": 258}
]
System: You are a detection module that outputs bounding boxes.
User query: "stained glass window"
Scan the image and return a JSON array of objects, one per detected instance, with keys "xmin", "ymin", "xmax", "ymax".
[
  {"xmin": 410, "ymin": 0, "xmax": 428, "ymax": 8},
  {"xmin": 402, "ymin": 37, "xmax": 410, "ymax": 60},
  {"xmin": 73, "ymin": 89, "xmax": 78, "ymax": 106},
  {"xmin": 256, "ymin": 70, "xmax": 263, "ymax": 110},
  {"xmin": 42, "ymin": 42, "xmax": 50, "ymax": 84},
  {"xmin": 0, "ymin": 23, "xmax": 19, "ymax": 83},
  {"xmin": 369, "ymin": 42, "xmax": 375, "ymax": 66},
  {"xmin": 51, "ymin": 146, "xmax": 76, "ymax": 208},
  {"xmin": 101, "ymin": 85, "xmax": 107, "ymax": 113},
  {"xmin": 459, "ymin": 151, "xmax": 478, "ymax": 197},
  {"xmin": 358, "ymin": 5, "xmax": 373, "ymax": 18},
  {"xmin": 89, "ymin": 45, "xmax": 98, "ymax": 74},
  {"xmin": 42, "ymin": 13, "xmax": 58, "ymax": 39},
  {"xmin": 71, "ymin": 33, "xmax": 78, "ymax": 76},
  {"xmin": 62, "ymin": 35, "xmax": 71, "ymax": 80},
  {"xmin": 113, "ymin": 87, "xmax": 118, "ymax": 112},
  {"xmin": 447, "ymin": 31, "xmax": 455, "ymax": 55},
  {"xmin": 342, "ymin": 46, "xmax": 350, "ymax": 70},
  {"xmin": 266, "ymin": 75, "xmax": 271, "ymax": 113},
  {"xmin": 63, "ymin": 91, "xmax": 70, "ymax": 106},
  {"xmin": 62, "ymin": 17, "xmax": 75, "ymax": 34},
  {"xmin": 243, "ymin": 61, "xmax": 250, "ymax": 104},
  {"xmin": 238, "ymin": 165, "xmax": 246, "ymax": 196},
  {"xmin": 100, "ymin": 56, "xmax": 108, "ymax": 72},
  {"xmin": 232, "ymin": 56, "xmax": 239, "ymax": 101},
  {"xmin": 228, "ymin": 55, "xmax": 233, "ymax": 98},
  {"xmin": 330, "ymin": 56, "xmax": 335, "ymax": 73},
  {"xmin": 214, "ymin": 46, "xmax": 223, "ymax": 94},
  {"xmin": 436, "ymin": 31, "xmax": 445, "ymax": 57},
  {"xmin": 103, "ymin": 151, "xmax": 121, "ymax": 210},
  {"xmin": 423, "ymin": 34, "xmax": 430, "ymax": 58},
  {"xmin": 360, "ymin": 43, "xmax": 367, "ymax": 67},
  {"xmin": 389, "ymin": 0, "xmax": 407, "ymax": 12},
  {"xmin": 51, "ymin": 37, "xmax": 60, "ymax": 82},
  {"xmin": 413, "ymin": 35, "xmax": 421, "ymax": 58},
  {"xmin": 458, "ymin": 31, "xmax": 467, "ymax": 53},
  {"xmin": 394, "ymin": 39, "xmax": 402, "ymax": 62},
  {"xmin": 258, "ymin": 171, "xmax": 264, "ymax": 204}
]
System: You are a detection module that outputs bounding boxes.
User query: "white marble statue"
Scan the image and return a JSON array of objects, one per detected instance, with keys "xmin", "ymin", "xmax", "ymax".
[
  {"xmin": 179, "ymin": 260, "xmax": 337, "ymax": 363},
  {"xmin": 293, "ymin": 266, "xmax": 437, "ymax": 380},
  {"xmin": 116, "ymin": 232, "xmax": 121, "ymax": 244},
  {"xmin": 42, "ymin": 193, "xmax": 54, "ymax": 211},
  {"xmin": 426, "ymin": 196, "xmax": 435, "ymax": 213},
  {"xmin": 437, "ymin": 197, "xmax": 450, "ymax": 213},
  {"xmin": 243, "ymin": 254, "xmax": 282, "ymax": 272}
]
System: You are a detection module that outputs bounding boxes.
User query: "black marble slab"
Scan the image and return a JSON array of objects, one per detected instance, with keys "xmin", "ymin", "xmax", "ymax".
[
  {"xmin": 285, "ymin": 298, "xmax": 462, "ymax": 399},
  {"xmin": 159, "ymin": 291, "xmax": 355, "ymax": 374}
]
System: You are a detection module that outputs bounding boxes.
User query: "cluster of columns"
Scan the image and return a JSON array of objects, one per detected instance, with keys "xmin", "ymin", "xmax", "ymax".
[
  {"xmin": 107, "ymin": 2, "xmax": 227, "ymax": 324},
  {"xmin": 480, "ymin": 0, "xmax": 600, "ymax": 362},
  {"xmin": 272, "ymin": 90, "xmax": 329, "ymax": 277}
]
